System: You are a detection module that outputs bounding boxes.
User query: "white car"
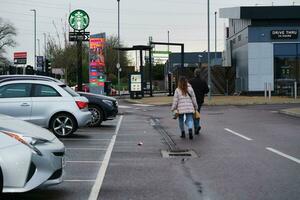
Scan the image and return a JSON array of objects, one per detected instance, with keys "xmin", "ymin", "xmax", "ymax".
[
  {"xmin": 0, "ymin": 79, "xmax": 91, "ymax": 137},
  {"xmin": 0, "ymin": 114, "xmax": 65, "ymax": 193}
]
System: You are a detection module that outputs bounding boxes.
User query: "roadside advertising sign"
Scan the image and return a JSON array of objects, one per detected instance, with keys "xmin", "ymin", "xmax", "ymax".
[
  {"xmin": 89, "ymin": 33, "xmax": 106, "ymax": 94},
  {"xmin": 13, "ymin": 52, "xmax": 27, "ymax": 65}
]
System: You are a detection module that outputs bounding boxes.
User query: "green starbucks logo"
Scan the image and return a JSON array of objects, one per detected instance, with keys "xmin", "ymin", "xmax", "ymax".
[{"xmin": 69, "ymin": 10, "xmax": 89, "ymax": 31}]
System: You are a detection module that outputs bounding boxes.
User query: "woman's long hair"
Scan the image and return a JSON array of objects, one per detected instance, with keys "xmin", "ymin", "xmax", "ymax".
[{"xmin": 178, "ymin": 77, "xmax": 188, "ymax": 96}]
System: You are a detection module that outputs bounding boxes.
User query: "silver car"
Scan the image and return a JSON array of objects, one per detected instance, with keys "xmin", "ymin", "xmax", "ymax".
[
  {"xmin": 0, "ymin": 80, "xmax": 91, "ymax": 137},
  {"xmin": 0, "ymin": 114, "xmax": 65, "ymax": 193}
]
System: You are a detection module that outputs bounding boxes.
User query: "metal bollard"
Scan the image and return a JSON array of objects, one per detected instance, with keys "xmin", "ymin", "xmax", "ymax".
[
  {"xmin": 268, "ymin": 83, "xmax": 272, "ymax": 100},
  {"xmin": 264, "ymin": 82, "xmax": 267, "ymax": 99},
  {"xmin": 295, "ymin": 81, "xmax": 297, "ymax": 99}
]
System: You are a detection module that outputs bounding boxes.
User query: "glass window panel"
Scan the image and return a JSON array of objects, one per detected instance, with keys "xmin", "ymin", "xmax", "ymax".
[
  {"xmin": 0, "ymin": 83, "xmax": 31, "ymax": 98},
  {"xmin": 33, "ymin": 84, "xmax": 60, "ymax": 97},
  {"xmin": 274, "ymin": 44, "xmax": 297, "ymax": 56}
]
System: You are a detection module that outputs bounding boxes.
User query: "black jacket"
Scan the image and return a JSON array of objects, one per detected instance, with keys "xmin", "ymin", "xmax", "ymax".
[{"xmin": 189, "ymin": 77, "xmax": 209, "ymax": 105}]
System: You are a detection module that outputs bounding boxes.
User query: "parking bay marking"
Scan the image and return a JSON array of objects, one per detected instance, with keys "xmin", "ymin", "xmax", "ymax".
[
  {"xmin": 224, "ymin": 128, "xmax": 253, "ymax": 141},
  {"xmin": 65, "ymin": 180, "xmax": 95, "ymax": 182},
  {"xmin": 266, "ymin": 147, "xmax": 300, "ymax": 164},
  {"xmin": 66, "ymin": 148, "xmax": 106, "ymax": 151},
  {"xmin": 66, "ymin": 161, "xmax": 102, "ymax": 164},
  {"xmin": 61, "ymin": 138, "xmax": 111, "ymax": 141},
  {"xmin": 88, "ymin": 115, "xmax": 124, "ymax": 200}
]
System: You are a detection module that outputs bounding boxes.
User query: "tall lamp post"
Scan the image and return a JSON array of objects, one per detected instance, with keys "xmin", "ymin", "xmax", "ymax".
[
  {"xmin": 214, "ymin": 11, "xmax": 217, "ymax": 65},
  {"xmin": 207, "ymin": 0, "xmax": 212, "ymax": 100},
  {"xmin": 30, "ymin": 9, "xmax": 36, "ymax": 71},
  {"xmin": 117, "ymin": 0, "xmax": 121, "ymax": 96}
]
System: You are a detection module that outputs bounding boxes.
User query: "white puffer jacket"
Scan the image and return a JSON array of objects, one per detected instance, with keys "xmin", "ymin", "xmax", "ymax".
[{"xmin": 171, "ymin": 85, "xmax": 198, "ymax": 114}]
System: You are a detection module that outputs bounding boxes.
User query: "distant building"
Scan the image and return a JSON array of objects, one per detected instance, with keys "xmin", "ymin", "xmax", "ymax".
[
  {"xmin": 220, "ymin": 6, "xmax": 300, "ymax": 94},
  {"xmin": 166, "ymin": 52, "xmax": 222, "ymax": 74}
]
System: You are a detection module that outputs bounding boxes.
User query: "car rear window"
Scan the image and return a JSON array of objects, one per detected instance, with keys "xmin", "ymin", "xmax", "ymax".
[{"xmin": 60, "ymin": 85, "xmax": 79, "ymax": 97}]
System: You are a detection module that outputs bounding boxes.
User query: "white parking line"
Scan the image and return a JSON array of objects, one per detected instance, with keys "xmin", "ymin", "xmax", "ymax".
[
  {"xmin": 266, "ymin": 147, "xmax": 300, "ymax": 164},
  {"xmin": 66, "ymin": 148, "xmax": 106, "ymax": 151},
  {"xmin": 61, "ymin": 138, "xmax": 111, "ymax": 141},
  {"xmin": 132, "ymin": 104, "xmax": 152, "ymax": 107},
  {"xmin": 118, "ymin": 105, "xmax": 132, "ymax": 109},
  {"xmin": 224, "ymin": 128, "xmax": 253, "ymax": 141},
  {"xmin": 88, "ymin": 115, "xmax": 124, "ymax": 200},
  {"xmin": 66, "ymin": 161, "xmax": 102, "ymax": 164},
  {"xmin": 64, "ymin": 180, "xmax": 95, "ymax": 182}
]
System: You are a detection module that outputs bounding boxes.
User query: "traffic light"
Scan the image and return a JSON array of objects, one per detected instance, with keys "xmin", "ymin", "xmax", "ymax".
[
  {"xmin": 25, "ymin": 65, "xmax": 34, "ymax": 75},
  {"xmin": 45, "ymin": 59, "xmax": 51, "ymax": 74}
]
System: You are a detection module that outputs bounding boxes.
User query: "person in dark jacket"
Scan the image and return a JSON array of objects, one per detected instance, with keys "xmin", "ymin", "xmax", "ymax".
[{"xmin": 189, "ymin": 68, "xmax": 209, "ymax": 134}]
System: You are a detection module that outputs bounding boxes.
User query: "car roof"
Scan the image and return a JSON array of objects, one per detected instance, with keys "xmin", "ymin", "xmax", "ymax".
[
  {"xmin": 0, "ymin": 75, "xmax": 63, "ymax": 84},
  {"xmin": 0, "ymin": 79, "xmax": 64, "ymax": 86}
]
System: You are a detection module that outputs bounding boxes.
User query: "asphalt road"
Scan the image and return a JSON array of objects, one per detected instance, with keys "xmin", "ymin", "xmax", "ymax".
[{"xmin": 2, "ymin": 102, "xmax": 300, "ymax": 200}]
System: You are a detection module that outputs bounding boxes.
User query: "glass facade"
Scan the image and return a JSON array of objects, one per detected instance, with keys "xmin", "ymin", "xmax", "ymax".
[{"xmin": 274, "ymin": 43, "xmax": 300, "ymax": 95}]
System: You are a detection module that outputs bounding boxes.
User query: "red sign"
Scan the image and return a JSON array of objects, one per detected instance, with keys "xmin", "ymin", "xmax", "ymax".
[{"xmin": 14, "ymin": 52, "xmax": 27, "ymax": 59}]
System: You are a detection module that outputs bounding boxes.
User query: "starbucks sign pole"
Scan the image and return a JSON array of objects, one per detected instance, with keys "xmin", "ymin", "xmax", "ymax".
[{"xmin": 69, "ymin": 9, "xmax": 90, "ymax": 91}]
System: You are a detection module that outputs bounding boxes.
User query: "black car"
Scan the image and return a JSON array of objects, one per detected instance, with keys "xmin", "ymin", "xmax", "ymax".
[
  {"xmin": 77, "ymin": 92, "xmax": 118, "ymax": 126},
  {"xmin": 0, "ymin": 75, "xmax": 118, "ymax": 127}
]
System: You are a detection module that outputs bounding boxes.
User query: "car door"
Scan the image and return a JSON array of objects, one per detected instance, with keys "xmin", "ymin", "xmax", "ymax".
[
  {"xmin": 30, "ymin": 83, "xmax": 63, "ymax": 126},
  {"xmin": 0, "ymin": 83, "xmax": 32, "ymax": 121}
]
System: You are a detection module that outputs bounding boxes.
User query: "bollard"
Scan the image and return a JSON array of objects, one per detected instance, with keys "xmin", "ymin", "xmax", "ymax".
[
  {"xmin": 295, "ymin": 81, "xmax": 297, "ymax": 99},
  {"xmin": 268, "ymin": 83, "xmax": 272, "ymax": 100},
  {"xmin": 264, "ymin": 82, "xmax": 267, "ymax": 99}
]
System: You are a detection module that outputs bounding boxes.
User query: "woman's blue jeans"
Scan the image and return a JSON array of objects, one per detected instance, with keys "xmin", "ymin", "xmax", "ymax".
[{"xmin": 178, "ymin": 113, "xmax": 194, "ymax": 132}]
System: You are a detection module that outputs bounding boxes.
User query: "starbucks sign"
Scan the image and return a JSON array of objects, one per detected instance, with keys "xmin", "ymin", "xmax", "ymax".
[{"xmin": 69, "ymin": 9, "xmax": 89, "ymax": 31}]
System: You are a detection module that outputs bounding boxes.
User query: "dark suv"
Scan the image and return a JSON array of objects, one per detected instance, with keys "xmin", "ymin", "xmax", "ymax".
[{"xmin": 0, "ymin": 75, "xmax": 118, "ymax": 127}]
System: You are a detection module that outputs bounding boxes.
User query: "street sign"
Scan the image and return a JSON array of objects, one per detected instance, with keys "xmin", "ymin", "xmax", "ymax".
[
  {"xmin": 69, "ymin": 32, "xmax": 90, "ymax": 41},
  {"xmin": 69, "ymin": 10, "xmax": 89, "ymax": 31},
  {"xmin": 116, "ymin": 63, "xmax": 120, "ymax": 69},
  {"xmin": 36, "ymin": 56, "xmax": 44, "ymax": 71},
  {"xmin": 14, "ymin": 52, "xmax": 27, "ymax": 65}
]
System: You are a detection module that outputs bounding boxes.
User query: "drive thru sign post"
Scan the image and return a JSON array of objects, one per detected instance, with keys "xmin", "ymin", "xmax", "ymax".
[{"xmin": 68, "ymin": 9, "xmax": 90, "ymax": 91}]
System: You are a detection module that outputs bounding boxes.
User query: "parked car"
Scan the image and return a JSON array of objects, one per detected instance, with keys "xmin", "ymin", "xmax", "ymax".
[
  {"xmin": 77, "ymin": 92, "xmax": 118, "ymax": 127},
  {"xmin": 0, "ymin": 114, "xmax": 65, "ymax": 193},
  {"xmin": 0, "ymin": 79, "xmax": 91, "ymax": 137},
  {"xmin": 0, "ymin": 75, "xmax": 118, "ymax": 127}
]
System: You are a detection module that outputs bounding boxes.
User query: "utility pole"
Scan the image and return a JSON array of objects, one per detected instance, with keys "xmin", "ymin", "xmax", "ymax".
[
  {"xmin": 37, "ymin": 39, "xmax": 40, "ymax": 56},
  {"xmin": 43, "ymin": 33, "xmax": 47, "ymax": 73},
  {"xmin": 215, "ymin": 11, "xmax": 217, "ymax": 66},
  {"xmin": 30, "ymin": 9, "xmax": 36, "ymax": 71},
  {"xmin": 117, "ymin": 0, "xmax": 121, "ymax": 96},
  {"xmin": 207, "ymin": 0, "xmax": 212, "ymax": 100}
]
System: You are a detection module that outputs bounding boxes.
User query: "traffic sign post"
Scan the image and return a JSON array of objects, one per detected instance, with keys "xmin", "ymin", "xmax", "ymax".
[
  {"xmin": 68, "ymin": 9, "xmax": 90, "ymax": 91},
  {"xmin": 69, "ymin": 32, "xmax": 90, "ymax": 42}
]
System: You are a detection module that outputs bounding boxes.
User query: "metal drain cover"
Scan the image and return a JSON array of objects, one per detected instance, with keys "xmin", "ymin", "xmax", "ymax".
[{"xmin": 161, "ymin": 149, "xmax": 198, "ymax": 158}]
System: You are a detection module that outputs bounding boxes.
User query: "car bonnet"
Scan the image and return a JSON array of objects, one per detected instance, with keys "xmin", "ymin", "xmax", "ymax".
[{"xmin": 0, "ymin": 115, "xmax": 56, "ymax": 141}]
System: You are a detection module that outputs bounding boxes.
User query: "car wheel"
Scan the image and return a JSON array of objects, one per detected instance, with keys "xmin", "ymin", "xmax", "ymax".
[
  {"xmin": 88, "ymin": 105, "xmax": 103, "ymax": 127},
  {"xmin": 0, "ymin": 166, "xmax": 3, "ymax": 194},
  {"xmin": 50, "ymin": 113, "xmax": 77, "ymax": 137}
]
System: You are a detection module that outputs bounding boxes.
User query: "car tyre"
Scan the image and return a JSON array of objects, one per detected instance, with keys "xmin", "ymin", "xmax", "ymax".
[
  {"xmin": 50, "ymin": 113, "xmax": 77, "ymax": 137},
  {"xmin": 88, "ymin": 105, "xmax": 104, "ymax": 127}
]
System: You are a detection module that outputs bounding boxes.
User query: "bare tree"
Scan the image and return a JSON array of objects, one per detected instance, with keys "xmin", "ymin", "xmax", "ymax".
[{"xmin": 0, "ymin": 18, "xmax": 16, "ymax": 64}]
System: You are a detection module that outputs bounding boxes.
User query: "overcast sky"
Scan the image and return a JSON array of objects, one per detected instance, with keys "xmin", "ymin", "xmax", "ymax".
[{"xmin": 1, "ymin": 0, "xmax": 299, "ymax": 65}]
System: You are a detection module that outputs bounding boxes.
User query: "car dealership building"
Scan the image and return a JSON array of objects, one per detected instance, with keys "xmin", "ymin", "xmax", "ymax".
[{"xmin": 220, "ymin": 6, "xmax": 300, "ymax": 94}]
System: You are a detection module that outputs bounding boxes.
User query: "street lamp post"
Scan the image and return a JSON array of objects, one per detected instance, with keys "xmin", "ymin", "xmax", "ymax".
[
  {"xmin": 43, "ymin": 33, "xmax": 47, "ymax": 73},
  {"xmin": 215, "ymin": 11, "xmax": 217, "ymax": 65},
  {"xmin": 30, "ymin": 9, "xmax": 36, "ymax": 71},
  {"xmin": 207, "ymin": 0, "xmax": 212, "ymax": 100},
  {"xmin": 117, "ymin": 0, "xmax": 121, "ymax": 96}
]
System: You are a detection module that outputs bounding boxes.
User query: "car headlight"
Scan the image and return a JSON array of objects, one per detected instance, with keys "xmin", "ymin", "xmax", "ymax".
[
  {"xmin": 102, "ymin": 99, "xmax": 113, "ymax": 106},
  {"xmin": 0, "ymin": 130, "xmax": 49, "ymax": 156}
]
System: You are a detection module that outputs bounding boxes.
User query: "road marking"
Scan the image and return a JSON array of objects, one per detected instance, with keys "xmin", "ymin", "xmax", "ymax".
[
  {"xmin": 88, "ymin": 115, "xmax": 124, "ymax": 200},
  {"xmin": 61, "ymin": 138, "xmax": 111, "ymax": 141},
  {"xmin": 224, "ymin": 128, "xmax": 253, "ymax": 141},
  {"xmin": 65, "ymin": 180, "xmax": 95, "ymax": 182},
  {"xmin": 66, "ymin": 161, "xmax": 102, "ymax": 164},
  {"xmin": 266, "ymin": 147, "xmax": 300, "ymax": 164},
  {"xmin": 118, "ymin": 105, "xmax": 132, "ymax": 109},
  {"xmin": 132, "ymin": 104, "xmax": 152, "ymax": 107},
  {"xmin": 66, "ymin": 148, "xmax": 106, "ymax": 151}
]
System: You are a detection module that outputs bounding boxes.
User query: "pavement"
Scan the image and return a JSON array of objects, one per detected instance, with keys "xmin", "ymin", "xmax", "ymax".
[{"xmin": 124, "ymin": 95, "xmax": 300, "ymax": 117}]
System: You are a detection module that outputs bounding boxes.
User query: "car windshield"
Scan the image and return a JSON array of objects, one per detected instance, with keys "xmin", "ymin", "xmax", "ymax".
[{"xmin": 60, "ymin": 85, "xmax": 79, "ymax": 97}]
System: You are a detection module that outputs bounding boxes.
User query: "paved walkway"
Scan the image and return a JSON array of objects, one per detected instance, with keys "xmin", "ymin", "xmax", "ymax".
[{"xmin": 124, "ymin": 95, "xmax": 300, "ymax": 117}]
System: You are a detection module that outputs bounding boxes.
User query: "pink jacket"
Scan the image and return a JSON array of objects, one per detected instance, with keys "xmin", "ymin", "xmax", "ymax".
[{"xmin": 171, "ymin": 85, "xmax": 198, "ymax": 114}]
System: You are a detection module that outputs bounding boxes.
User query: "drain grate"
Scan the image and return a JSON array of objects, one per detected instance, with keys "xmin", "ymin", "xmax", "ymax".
[{"xmin": 161, "ymin": 149, "xmax": 198, "ymax": 158}]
